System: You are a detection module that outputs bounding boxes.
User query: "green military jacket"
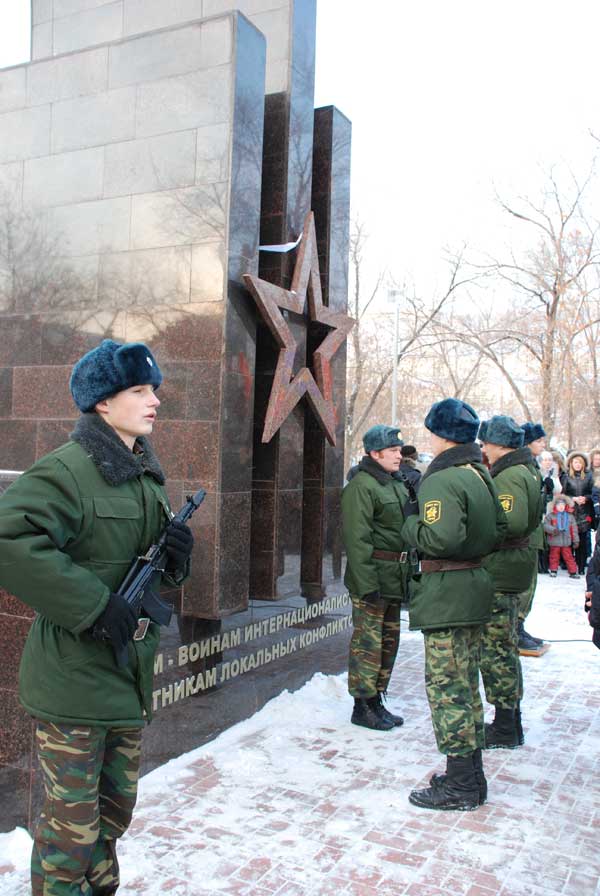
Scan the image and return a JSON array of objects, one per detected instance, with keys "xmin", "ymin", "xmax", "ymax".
[
  {"xmin": 401, "ymin": 443, "xmax": 507, "ymax": 631},
  {"xmin": 342, "ymin": 456, "xmax": 410, "ymax": 601},
  {"xmin": 484, "ymin": 447, "xmax": 544, "ymax": 593},
  {"xmin": 528, "ymin": 463, "xmax": 545, "ymax": 551},
  {"xmin": 0, "ymin": 413, "xmax": 181, "ymax": 728}
]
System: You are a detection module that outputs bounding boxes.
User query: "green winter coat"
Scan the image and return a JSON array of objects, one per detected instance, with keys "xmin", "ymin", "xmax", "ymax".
[
  {"xmin": 528, "ymin": 464, "xmax": 545, "ymax": 551},
  {"xmin": 342, "ymin": 456, "xmax": 410, "ymax": 601},
  {"xmin": 0, "ymin": 414, "xmax": 181, "ymax": 728},
  {"xmin": 484, "ymin": 447, "xmax": 543, "ymax": 593},
  {"xmin": 401, "ymin": 443, "xmax": 507, "ymax": 632}
]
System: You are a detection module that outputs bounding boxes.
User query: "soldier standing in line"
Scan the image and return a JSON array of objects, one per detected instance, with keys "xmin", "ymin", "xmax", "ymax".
[
  {"xmin": 0, "ymin": 340, "xmax": 194, "ymax": 896},
  {"xmin": 342, "ymin": 425, "xmax": 410, "ymax": 731},
  {"xmin": 480, "ymin": 416, "xmax": 544, "ymax": 749},
  {"xmin": 517, "ymin": 422, "xmax": 547, "ymax": 652},
  {"xmin": 401, "ymin": 399, "xmax": 506, "ymax": 811}
]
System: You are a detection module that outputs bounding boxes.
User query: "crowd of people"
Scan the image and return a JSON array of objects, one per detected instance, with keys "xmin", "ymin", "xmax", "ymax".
[
  {"xmin": 342, "ymin": 402, "xmax": 600, "ymax": 814},
  {"xmin": 537, "ymin": 447, "xmax": 600, "ymax": 575}
]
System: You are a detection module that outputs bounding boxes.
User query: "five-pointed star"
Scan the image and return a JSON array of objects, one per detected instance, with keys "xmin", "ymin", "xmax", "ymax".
[{"xmin": 243, "ymin": 211, "xmax": 354, "ymax": 446}]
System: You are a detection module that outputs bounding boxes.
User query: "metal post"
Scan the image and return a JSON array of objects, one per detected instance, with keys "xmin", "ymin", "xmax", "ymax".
[{"xmin": 389, "ymin": 290, "xmax": 401, "ymax": 426}]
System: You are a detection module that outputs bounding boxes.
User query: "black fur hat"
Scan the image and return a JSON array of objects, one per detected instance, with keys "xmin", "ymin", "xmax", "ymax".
[
  {"xmin": 424, "ymin": 398, "xmax": 479, "ymax": 444},
  {"xmin": 479, "ymin": 415, "xmax": 524, "ymax": 449},
  {"xmin": 70, "ymin": 339, "xmax": 163, "ymax": 412},
  {"xmin": 521, "ymin": 422, "xmax": 546, "ymax": 445}
]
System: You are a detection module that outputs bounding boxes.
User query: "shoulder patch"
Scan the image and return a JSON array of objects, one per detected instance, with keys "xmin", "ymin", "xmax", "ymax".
[
  {"xmin": 423, "ymin": 500, "xmax": 441, "ymax": 525},
  {"xmin": 499, "ymin": 494, "xmax": 514, "ymax": 513}
]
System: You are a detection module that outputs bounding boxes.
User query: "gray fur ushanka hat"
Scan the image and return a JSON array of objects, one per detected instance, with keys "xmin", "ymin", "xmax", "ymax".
[
  {"xmin": 424, "ymin": 398, "xmax": 479, "ymax": 444},
  {"xmin": 479, "ymin": 415, "xmax": 524, "ymax": 449},
  {"xmin": 363, "ymin": 425, "xmax": 403, "ymax": 453},
  {"xmin": 70, "ymin": 339, "xmax": 163, "ymax": 412}
]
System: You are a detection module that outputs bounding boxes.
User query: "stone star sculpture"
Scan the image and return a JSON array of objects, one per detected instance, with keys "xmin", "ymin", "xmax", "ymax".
[{"xmin": 243, "ymin": 211, "xmax": 354, "ymax": 446}]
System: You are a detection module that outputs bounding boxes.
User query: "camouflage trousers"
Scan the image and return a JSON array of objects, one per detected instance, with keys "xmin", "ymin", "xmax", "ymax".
[
  {"xmin": 518, "ymin": 566, "xmax": 537, "ymax": 622},
  {"xmin": 32, "ymin": 721, "xmax": 142, "ymax": 896},
  {"xmin": 480, "ymin": 591, "xmax": 522, "ymax": 708},
  {"xmin": 348, "ymin": 595, "xmax": 401, "ymax": 697},
  {"xmin": 424, "ymin": 626, "xmax": 484, "ymax": 756}
]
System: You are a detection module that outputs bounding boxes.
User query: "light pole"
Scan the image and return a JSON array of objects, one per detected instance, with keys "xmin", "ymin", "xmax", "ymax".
[{"xmin": 388, "ymin": 289, "xmax": 402, "ymax": 426}]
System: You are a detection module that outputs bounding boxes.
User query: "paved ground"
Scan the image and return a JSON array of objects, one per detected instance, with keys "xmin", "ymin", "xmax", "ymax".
[{"xmin": 3, "ymin": 574, "xmax": 599, "ymax": 895}]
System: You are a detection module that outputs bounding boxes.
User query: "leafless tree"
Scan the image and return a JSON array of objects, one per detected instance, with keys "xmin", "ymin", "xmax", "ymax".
[
  {"xmin": 345, "ymin": 219, "xmax": 479, "ymax": 460},
  {"xmin": 0, "ymin": 193, "xmax": 91, "ymax": 314},
  {"xmin": 470, "ymin": 167, "xmax": 600, "ymax": 439}
]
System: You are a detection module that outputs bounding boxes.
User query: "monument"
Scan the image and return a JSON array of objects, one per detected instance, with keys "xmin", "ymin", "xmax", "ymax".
[{"xmin": 0, "ymin": 0, "xmax": 352, "ymax": 831}]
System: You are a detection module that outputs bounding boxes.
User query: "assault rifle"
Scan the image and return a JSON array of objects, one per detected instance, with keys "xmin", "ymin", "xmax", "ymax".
[{"xmin": 94, "ymin": 488, "xmax": 206, "ymax": 667}]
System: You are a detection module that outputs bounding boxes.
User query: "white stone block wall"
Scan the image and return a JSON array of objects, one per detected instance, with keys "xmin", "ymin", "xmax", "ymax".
[
  {"xmin": 30, "ymin": 0, "xmax": 291, "ymax": 93},
  {"xmin": 0, "ymin": 13, "xmax": 263, "ymax": 314}
]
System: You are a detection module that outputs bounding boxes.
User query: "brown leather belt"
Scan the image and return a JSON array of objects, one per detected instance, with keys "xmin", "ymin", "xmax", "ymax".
[
  {"xmin": 372, "ymin": 549, "xmax": 408, "ymax": 562},
  {"xmin": 421, "ymin": 558, "xmax": 482, "ymax": 573},
  {"xmin": 497, "ymin": 537, "xmax": 530, "ymax": 550}
]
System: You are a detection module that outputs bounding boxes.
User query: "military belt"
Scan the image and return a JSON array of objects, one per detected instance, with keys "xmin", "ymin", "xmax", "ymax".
[
  {"xmin": 420, "ymin": 558, "xmax": 482, "ymax": 573},
  {"xmin": 372, "ymin": 549, "xmax": 408, "ymax": 562},
  {"xmin": 497, "ymin": 537, "xmax": 530, "ymax": 550}
]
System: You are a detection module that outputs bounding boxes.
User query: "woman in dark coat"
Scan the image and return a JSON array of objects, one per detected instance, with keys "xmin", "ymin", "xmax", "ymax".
[
  {"xmin": 585, "ymin": 536, "xmax": 600, "ymax": 649},
  {"xmin": 562, "ymin": 451, "xmax": 594, "ymax": 574}
]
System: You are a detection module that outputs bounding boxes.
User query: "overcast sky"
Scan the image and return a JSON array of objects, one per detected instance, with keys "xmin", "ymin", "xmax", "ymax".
[{"xmin": 3, "ymin": 0, "xmax": 600, "ymax": 298}]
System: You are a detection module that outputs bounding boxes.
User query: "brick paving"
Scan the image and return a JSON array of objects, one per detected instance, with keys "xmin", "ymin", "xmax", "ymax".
[
  {"xmin": 110, "ymin": 578, "xmax": 600, "ymax": 896},
  {"xmin": 3, "ymin": 577, "xmax": 599, "ymax": 896}
]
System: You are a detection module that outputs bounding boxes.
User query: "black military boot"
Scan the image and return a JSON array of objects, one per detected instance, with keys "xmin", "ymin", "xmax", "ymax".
[
  {"xmin": 351, "ymin": 697, "xmax": 394, "ymax": 730},
  {"xmin": 517, "ymin": 620, "xmax": 543, "ymax": 650},
  {"xmin": 472, "ymin": 748, "xmax": 488, "ymax": 803},
  {"xmin": 484, "ymin": 706, "xmax": 521, "ymax": 749},
  {"xmin": 410, "ymin": 754, "xmax": 480, "ymax": 811},
  {"xmin": 429, "ymin": 747, "xmax": 487, "ymax": 805},
  {"xmin": 515, "ymin": 701, "xmax": 524, "ymax": 746},
  {"xmin": 373, "ymin": 692, "xmax": 404, "ymax": 727}
]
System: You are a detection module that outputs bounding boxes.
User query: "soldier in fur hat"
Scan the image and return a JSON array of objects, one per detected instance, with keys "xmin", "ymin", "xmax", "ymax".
[
  {"xmin": 480, "ymin": 416, "xmax": 543, "ymax": 749},
  {"xmin": 342, "ymin": 425, "xmax": 410, "ymax": 731},
  {"xmin": 516, "ymin": 421, "xmax": 547, "ymax": 652},
  {"xmin": 0, "ymin": 339, "xmax": 195, "ymax": 896},
  {"xmin": 401, "ymin": 399, "xmax": 506, "ymax": 811}
]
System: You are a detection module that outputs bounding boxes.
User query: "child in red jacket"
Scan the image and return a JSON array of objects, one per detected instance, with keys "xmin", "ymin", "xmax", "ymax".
[{"xmin": 543, "ymin": 495, "xmax": 580, "ymax": 578}]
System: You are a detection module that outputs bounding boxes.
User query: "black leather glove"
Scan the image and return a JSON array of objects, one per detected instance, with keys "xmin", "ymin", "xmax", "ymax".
[
  {"xmin": 93, "ymin": 593, "xmax": 138, "ymax": 652},
  {"xmin": 362, "ymin": 590, "xmax": 381, "ymax": 604},
  {"xmin": 165, "ymin": 520, "xmax": 194, "ymax": 572},
  {"xmin": 543, "ymin": 477, "xmax": 554, "ymax": 497}
]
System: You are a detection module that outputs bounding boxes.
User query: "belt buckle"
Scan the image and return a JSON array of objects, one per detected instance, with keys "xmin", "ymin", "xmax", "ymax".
[{"xmin": 399, "ymin": 551, "xmax": 408, "ymax": 563}]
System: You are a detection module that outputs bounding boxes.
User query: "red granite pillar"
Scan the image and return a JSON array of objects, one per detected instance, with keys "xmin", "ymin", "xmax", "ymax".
[
  {"xmin": 250, "ymin": 0, "xmax": 318, "ymax": 599},
  {"xmin": 301, "ymin": 106, "xmax": 352, "ymax": 598}
]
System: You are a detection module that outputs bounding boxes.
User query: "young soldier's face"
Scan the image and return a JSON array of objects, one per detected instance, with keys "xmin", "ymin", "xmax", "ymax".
[
  {"xmin": 482, "ymin": 442, "xmax": 504, "ymax": 464},
  {"xmin": 371, "ymin": 446, "xmax": 402, "ymax": 473},
  {"xmin": 529, "ymin": 437, "xmax": 545, "ymax": 456},
  {"xmin": 96, "ymin": 384, "xmax": 160, "ymax": 449}
]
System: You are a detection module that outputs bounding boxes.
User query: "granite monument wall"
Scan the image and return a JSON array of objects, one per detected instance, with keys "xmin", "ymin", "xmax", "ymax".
[{"xmin": 0, "ymin": 0, "xmax": 352, "ymax": 831}]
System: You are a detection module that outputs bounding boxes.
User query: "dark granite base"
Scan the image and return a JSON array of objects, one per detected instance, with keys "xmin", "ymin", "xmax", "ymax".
[
  {"xmin": 139, "ymin": 585, "xmax": 351, "ymax": 778},
  {"xmin": 1, "ymin": 584, "xmax": 351, "ymax": 834}
]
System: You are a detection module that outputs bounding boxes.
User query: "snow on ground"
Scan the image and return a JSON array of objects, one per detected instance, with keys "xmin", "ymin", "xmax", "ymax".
[{"xmin": 2, "ymin": 573, "xmax": 599, "ymax": 896}]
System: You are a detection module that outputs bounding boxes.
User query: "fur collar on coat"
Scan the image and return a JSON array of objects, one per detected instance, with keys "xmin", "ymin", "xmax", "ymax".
[{"xmin": 70, "ymin": 413, "xmax": 165, "ymax": 487}]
